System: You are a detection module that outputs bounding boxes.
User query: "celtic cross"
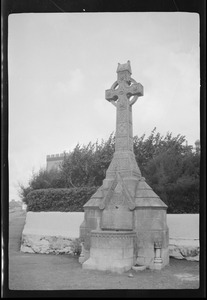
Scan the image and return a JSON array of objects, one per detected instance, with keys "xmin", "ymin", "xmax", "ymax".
[{"xmin": 105, "ymin": 61, "xmax": 143, "ymax": 152}]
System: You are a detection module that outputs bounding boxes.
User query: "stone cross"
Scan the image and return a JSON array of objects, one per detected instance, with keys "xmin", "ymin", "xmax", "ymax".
[
  {"xmin": 80, "ymin": 62, "xmax": 169, "ymax": 273},
  {"xmin": 105, "ymin": 60, "xmax": 143, "ymax": 152}
]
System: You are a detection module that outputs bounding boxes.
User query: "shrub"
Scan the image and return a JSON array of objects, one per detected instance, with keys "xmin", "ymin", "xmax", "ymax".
[
  {"xmin": 20, "ymin": 130, "xmax": 200, "ymax": 214},
  {"xmin": 70, "ymin": 238, "xmax": 82, "ymax": 256},
  {"xmin": 26, "ymin": 187, "xmax": 98, "ymax": 212},
  {"xmin": 153, "ymin": 182, "xmax": 199, "ymax": 214}
]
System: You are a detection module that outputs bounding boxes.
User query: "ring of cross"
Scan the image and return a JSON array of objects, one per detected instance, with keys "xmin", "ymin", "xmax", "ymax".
[{"xmin": 109, "ymin": 78, "xmax": 139, "ymax": 107}]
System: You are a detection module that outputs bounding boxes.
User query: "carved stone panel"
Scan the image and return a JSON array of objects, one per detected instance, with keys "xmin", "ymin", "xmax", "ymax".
[
  {"xmin": 100, "ymin": 177, "xmax": 134, "ymax": 230},
  {"xmin": 101, "ymin": 208, "xmax": 133, "ymax": 230},
  {"xmin": 117, "ymin": 122, "xmax": 128, "ymax": 136},
  {"xmin": 115, "ymin": 137, "xmax": 128, "ymax": 151},
  {"xmin": 117, "ymin": 109, "xmax": 128, "ymax": 123}
]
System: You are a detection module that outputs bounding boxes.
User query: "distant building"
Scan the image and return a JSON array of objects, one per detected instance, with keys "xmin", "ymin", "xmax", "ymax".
[{"xmin": 46, "ymin": 152, "xmax": 69, "ymax": 171}]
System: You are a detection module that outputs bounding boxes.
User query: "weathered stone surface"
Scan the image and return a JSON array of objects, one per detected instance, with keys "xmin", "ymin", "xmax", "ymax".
[
  {"xmin": 169, "ymin": 239, "xmax": 199, "ymax": 261},
  {"xmin": 101, "ymin": 208, "xmax": 133, "ymax": 230},
  {"xmin": 21, "ymin": 234, "xmax": 78, "ymax": 255},
  {"xmin": 82, "ymin": 230, "xmax": 136, "ymax": 273}
]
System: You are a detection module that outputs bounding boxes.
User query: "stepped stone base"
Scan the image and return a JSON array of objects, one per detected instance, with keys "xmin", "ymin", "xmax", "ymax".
[{"xmin": 82, "ymin": 230, "xmax": 136, "ymax": 273}]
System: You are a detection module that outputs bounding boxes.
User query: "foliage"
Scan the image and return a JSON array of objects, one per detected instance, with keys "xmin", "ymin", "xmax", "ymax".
[
  {"xmin": 19, "ymin": 168, "xmax": 66, "ymax": 204},
  {"xmin": 133, "ymin": 128, "xmax": 193, "ymax": 171},
  {"xmin": 26, "ymin": 187, "xmax": 98, "ymax": 212},
  {"xmin": 18, "ymin": 184, "xmax": 33, "ymax": 204},
  {"xmin": 70, "ymin": 238, "xmax": 82, "ymax": 256},
  {"xmin": 19, "ymin": 128, "xmax": 200, "ymax": 213},
  {"xmin": 133, "ymin": 128, "xmax": 199, "ymax": 213},
  {"xmin": 60, "ymin": 133, "xmax": 115, "ymax": 188},
  {"xmin": 19, "ymin": 134, "xmax": 115, "ymax": 203}
]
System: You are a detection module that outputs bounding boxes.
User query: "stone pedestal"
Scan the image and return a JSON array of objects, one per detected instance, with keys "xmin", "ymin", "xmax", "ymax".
[{"xmin": 82, "ymin": 230, "xmax": 136, "ymax": 273}]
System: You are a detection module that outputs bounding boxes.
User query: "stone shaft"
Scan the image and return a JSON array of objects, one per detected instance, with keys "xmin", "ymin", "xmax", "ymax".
[
  {"xmin": 116, "ymin": 96, "xmax": 133, "ymax": 152},
  {"xmin": 105, "ymin": 60, "xmax": 143, "ymax": 179}
]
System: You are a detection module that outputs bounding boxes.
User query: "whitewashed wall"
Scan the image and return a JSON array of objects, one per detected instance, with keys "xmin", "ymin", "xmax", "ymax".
[
  {"xmin": 22, "ymin": 212, "xmax": 84, "ymax": 238},
  {"xmin": 167, "ymin": 214, "xmax": 199, "ymax": 240},
  {"xmin": 20, "ymin": 212, "xmax": 199, "ymax": 260}
]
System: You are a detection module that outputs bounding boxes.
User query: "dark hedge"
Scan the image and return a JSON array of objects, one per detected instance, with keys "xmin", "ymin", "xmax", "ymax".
[{"xmin": 26, "ymin": 187, "xmax": 98, "ymax": 212}]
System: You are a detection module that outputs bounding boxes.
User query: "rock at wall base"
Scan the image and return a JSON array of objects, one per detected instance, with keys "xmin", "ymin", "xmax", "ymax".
[
  {"xmin": 20, "ymin": 234, "xmax": 78, "ymax": 255},
  {"xmin": 169, "ymin": 241, "xmax": 199, "ymax": 261}
]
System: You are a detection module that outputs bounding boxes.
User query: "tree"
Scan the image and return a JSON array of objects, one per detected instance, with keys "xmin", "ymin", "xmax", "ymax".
[
  {"xmin": 60, "ymin": 133, "xmax": 115, "ymax": 188},
  {"xmin": 19, "ymin": 134, "xmax": 115, "ymax": 202},
  {"xmin": 18, "ymin": 168, "xmax": 65, "ymax": 203},
  {"xmin": 19, "ymin": 129, "xmax": 199, "ymax": 213},
  {"xmin": 134, "ymin": 128, "xmax": 199, "ymax": 213}
]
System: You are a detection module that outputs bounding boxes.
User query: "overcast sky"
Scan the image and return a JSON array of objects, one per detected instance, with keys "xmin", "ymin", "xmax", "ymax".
[{"xmin": 8, "ymin": 12, "xmax": 200, "ymax": 201}]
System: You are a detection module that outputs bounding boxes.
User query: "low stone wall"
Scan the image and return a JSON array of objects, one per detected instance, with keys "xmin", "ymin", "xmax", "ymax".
[
  {"xmin": 167, "ymin": 214, "xmax": 199, "ymax": 261},
  {"xmin": 20, "ymin": 212, "xmax": 199, "ymax": 261},
  {"xmin": 21, "ymin": 212, "xmax": 84, "ymax": 255}
]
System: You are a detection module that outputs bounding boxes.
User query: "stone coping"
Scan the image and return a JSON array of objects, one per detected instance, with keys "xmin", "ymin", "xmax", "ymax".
[
  {"xmin": 91, "ymin": 230, "xmax": 136, "ymax": 238},
  {"xmin": 84, "ymin": 198, "xmax": 168, "ymax": 208}
]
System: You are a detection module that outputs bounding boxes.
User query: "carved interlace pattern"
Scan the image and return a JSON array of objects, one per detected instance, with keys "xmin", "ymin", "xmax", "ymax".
[{"xmin": 91, "ymin": 231, "xmax": 136, "ymax": 239}]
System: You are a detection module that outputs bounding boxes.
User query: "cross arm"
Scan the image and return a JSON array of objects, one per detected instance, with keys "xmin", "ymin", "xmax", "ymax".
[
  {"xmin": 105, "ymin": 85, "xmax": 119, "ymax": 107},
  {"xmin": 127, "ymin": 82, "xmax": 143, "ymax": 98},
  {"xmin": 127, "ymin": 81, "xmax": 144, "ymax": 106},
  {"xmin": 105, "ymin": 89, "xmax": 118, "ymax": 101}
]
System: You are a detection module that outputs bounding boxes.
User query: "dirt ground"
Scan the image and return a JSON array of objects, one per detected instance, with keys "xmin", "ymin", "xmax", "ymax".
[{"xmin": 6, "ymin": 208, "xmax": 202, "ymax": 296}]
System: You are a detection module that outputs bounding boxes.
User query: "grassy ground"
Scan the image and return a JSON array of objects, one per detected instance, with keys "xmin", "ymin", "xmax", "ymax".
[{"xmin": 8, "ymin": 208, "xmax": 200, "ymax": 294}]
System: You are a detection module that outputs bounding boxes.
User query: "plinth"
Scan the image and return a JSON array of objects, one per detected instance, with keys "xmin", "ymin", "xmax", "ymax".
[{"xmin": 82, "ymin": 230, "xmax": 136, "ymax": 273}]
